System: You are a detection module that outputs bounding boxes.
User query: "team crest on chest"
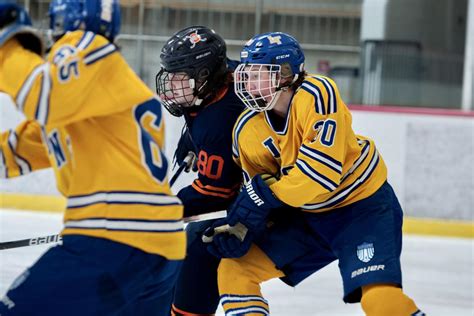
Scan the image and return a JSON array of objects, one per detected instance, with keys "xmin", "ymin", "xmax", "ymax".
[
  {"xmin": 186, "ymin": 32, "xmax": 207, "ymax": 49},
  {"xmin": 357, "ymin": 242, "xmax": 375, "ymax": 263}
]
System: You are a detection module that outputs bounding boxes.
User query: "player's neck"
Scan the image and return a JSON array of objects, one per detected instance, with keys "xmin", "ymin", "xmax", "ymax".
[{"xmin": 272, "ymin": 90, "xmax": 293, "ymax": 117}]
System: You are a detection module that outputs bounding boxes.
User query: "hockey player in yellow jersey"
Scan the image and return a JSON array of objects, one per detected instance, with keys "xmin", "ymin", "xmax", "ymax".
[
  {"xmin": 205, "ymin": 32, "xmax": 425, "ymax": 315},
  {"xmin": 0, "ymin": 2, "xmax": 184, "ymax": 315}
]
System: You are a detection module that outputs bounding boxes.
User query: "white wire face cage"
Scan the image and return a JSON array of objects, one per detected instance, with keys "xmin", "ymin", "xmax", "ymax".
[
  {"xmin": 156, "ymin": 70, "xmax": 198, "ymax": 116},
  {"xmin": 234, "ymin": 63, "xmax": 282, "ymax": 112}
]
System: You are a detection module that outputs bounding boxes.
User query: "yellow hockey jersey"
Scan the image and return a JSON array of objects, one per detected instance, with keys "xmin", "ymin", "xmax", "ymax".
[
  {"xmin": 0, "ymin": 31, "xmax": 185, "ymax": 259},
  {"xmin": 233, "ymin": 75, "xmax": 387, "ymax": 212}
]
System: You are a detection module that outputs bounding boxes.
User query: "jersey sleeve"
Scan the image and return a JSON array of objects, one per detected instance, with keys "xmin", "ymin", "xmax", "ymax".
[
  {"xmin": 0, "ymin": 32, "xmax": 153, "ymax": 127},
  {"xmin": 0, "ymin": 120, "xmax": 50, "ymax": 178},
  {"xmin": 270, "ymin": 77, "xmax": 350, "ymax": 207}
]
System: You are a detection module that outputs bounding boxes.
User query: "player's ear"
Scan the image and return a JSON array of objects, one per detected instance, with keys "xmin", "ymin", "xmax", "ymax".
[
  {"xmin": 279, "ymin": 63, "xmax": 296, "ymax": 85},
  {"xmin": 280, "ymin": 63, "xmax": 293, "ymax": 77}
]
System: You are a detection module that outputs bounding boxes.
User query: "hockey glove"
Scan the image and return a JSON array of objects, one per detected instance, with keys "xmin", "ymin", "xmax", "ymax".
[
  {"xmin": 0, "ymin": 3, "xmax": 44, "ymax": 55},
  {"xmin": 202, "ymin": 174, "xmax": 284, "ymax": 258},
  {"xmin": 202, "ymin": 219, "xmax": 252, "ymax": 258},
  {"xmin": 227, "ymin": 174, "xmax": 284, "ymax": 233}
]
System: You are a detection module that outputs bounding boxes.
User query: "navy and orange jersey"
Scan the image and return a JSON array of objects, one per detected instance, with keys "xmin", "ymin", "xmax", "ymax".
[
  {"xmin": 232, "ymin": 75, "xmax": 387, "ymax": 212},
  {"xmin": 0, "ymin": 31, "xmax": 185, "ymax": 259},
  {"xmin": 177, "ymin": 82, "xmax": 245, "ymax": 217}
]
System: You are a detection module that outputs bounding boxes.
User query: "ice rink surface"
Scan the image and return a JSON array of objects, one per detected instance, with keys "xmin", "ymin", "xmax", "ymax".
[{"xmin": 1, "ymin": 209, "xmax": 473, "ymax": 315}]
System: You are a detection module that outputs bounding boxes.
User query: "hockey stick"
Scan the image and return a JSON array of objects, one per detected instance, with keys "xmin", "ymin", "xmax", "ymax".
[
  {"xmin": 169, "ymin": 152, "xmax": 194, "ymax": 187},
  {"xmin": 0, "ymin": 234, "xmax": 62, "ymax": 250},
  {"xmin": 0, "ymin": 210, "xmax": 227, "ymax": 250},
  {"xmin": 0, "ymin": 152, "xmax": 225, "ymax": 251}
]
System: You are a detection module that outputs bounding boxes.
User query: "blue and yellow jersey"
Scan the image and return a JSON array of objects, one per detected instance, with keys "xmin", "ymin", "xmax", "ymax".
[
  {"xmin": 233, "ymin": 75, "xmax": 387, "ymax": 212},
  {"xmin": 0, "ymin": 31, "xmax": 185, "ymax": 259}
]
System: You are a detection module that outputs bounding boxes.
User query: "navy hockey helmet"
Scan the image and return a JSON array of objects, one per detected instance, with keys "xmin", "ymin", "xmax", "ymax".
[
  {"xmin": 48, "ymin": 0, "xmax": 121, "ymax": 42},
  {"xmin": 156, "ymin": 26, "xmax": 227, "ymax": 117}
]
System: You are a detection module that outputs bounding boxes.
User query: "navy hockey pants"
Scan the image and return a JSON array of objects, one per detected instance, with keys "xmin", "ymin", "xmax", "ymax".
[{"xmin": 0, "ymin": 235, "xmax": 182, "ymax": 316}]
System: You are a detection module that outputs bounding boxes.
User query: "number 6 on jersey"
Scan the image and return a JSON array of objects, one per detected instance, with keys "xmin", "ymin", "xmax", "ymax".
[{"xmin": 134, "ymin": 99, "xmax": 168, "ymax": 184}]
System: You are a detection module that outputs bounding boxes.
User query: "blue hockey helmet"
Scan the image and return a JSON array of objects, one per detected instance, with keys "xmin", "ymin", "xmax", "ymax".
[
  {"xmin": 234, "ymin": 32, "xmax": 305, "ymax": 112},
  {"xmin": 48, "ymin": 0, "xmax": 121, "ymax": 42},
  {"xmin": 0, "ymin": 3, "xmax": 44, "ymax": 55},
  {"xmin": 240, "ymin": 32, "xmax": 305, "ymax": 77}
]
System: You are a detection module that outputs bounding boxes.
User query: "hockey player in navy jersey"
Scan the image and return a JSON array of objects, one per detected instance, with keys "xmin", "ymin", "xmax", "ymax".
[
  {"xmin": 155, "ymin": 26, "xmax": 245, "ymax": 315},
  {"xmin": 0, "ymin": 1, "xmax": 184, "ymax": 315},
  {"xmin": 206, "ymin": 32, "xmax": 425, "ymax": 315}
]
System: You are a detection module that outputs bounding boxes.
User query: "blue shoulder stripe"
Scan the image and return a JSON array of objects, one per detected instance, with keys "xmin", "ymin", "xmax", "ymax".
[
  {"xmin": 83, "ymin": 43, "xmax": 117, "ymax": 65},
  {"xmin": 300, "ymin": 81, "xmax": 326, "ymax": 115},
  {"xmin": 232, "ymin": 110, "xmax": 259, "ymax": 158},
  {"xmin": 76, "ymin": 31, "xmax": 95, "ymax": 50},
  {"xmin": 300, "ymin": 144, "xmax": 342, "ymax": 174},
  {"xmin": 313, "ymin": 76, "xmax": 337, "ymax": 113},
  {"xmin": 296, "ymin": 159, "xmax": 338, "ymax": 191}
]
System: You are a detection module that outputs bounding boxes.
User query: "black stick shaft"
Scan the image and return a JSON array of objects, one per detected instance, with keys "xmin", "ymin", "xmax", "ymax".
[
  {"xmin": 0, "ymin": 234, "xmax": 63, "ymax": 250},
  {"xmin": 169, "ymin": 152, "xmax": 193, "ymax": 187},
  {"xmin": 0, "ymin": 211, "xmax": 227, "ymax": 250}
]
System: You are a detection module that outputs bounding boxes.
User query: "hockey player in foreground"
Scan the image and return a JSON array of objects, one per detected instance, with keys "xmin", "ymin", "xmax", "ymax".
[
  {"xmin": 205, "ymin": 32, "xmax": 426, "ymax": 315},
  {"xmin": 155, "ymin": 26, "xmax": 245, "ymax": 314},
  {"xmin": 0, "ymin": 1, "xmax": 184, "ymax": 315}
]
